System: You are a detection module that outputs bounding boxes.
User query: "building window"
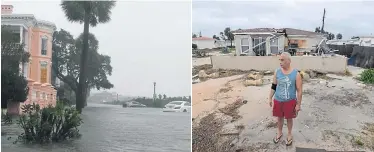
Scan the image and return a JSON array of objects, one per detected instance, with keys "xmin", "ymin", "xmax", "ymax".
[
  {"xmin": 40, "ymin": 61, "xmax": 48, "ymax": 83},
  {"xmin": 240, "ymin": 38, "xmax": 250, "ymax": 54},
  {"xmin": 270, "ymin": 38, "xmax": 279, "ymax": 54},
  {"xmin": 41, "ymin": 36, "xmax": 48, "ymax": 55},
  {"xmin": 253, "ymin": 37, "xmax": 266, "ymax": 56}
]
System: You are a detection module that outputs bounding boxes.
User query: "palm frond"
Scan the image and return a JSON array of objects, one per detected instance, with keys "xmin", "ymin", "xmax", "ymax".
[
  {"xmin": 89, "ymin": 1, "xmax": 116, "ymax": 27},
  {"xmin": 60, "ymin": 1, "xmax": 85, "ymax": 23}
]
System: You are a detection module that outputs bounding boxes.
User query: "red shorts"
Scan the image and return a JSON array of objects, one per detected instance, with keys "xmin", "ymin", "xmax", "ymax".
[{"xmin": 273, "ymin": 99, "xmax": 297, "ymax": 119}]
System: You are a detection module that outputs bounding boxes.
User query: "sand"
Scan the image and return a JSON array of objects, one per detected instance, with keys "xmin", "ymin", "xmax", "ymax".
[{"xmin": 192, "ymin": 65, "xmax": 374, "ymax": 152}]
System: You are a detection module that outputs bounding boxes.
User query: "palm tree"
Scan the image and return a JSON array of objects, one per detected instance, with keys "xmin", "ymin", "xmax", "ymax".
[{"xmin": 60, "ymin": 1, "xmax": 116, "ymax": 113}]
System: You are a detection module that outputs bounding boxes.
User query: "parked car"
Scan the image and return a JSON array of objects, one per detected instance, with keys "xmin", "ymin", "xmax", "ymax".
[
  {"xmin": 123, "ymin": 101, "xmax": 146, "ymax": 108},
  {"xmin": 162, "ymin": 101, "xmax": 191, "ymax": 112}
]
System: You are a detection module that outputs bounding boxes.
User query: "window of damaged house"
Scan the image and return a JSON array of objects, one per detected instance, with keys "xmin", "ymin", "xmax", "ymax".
[
  {"xmin": 270, "ymin": 38, "xmax": 279, "ymax": 54},
  {"xmin": 240, "ymin": 38, "xmax": 250, "ymax": 54},
  {"xmin": 41, "ymin": 36, "xmax": 48, "ymax": 55},
  {"xmin": 253, "ymin": 37, "xmax": 266, "ymax": 56}
]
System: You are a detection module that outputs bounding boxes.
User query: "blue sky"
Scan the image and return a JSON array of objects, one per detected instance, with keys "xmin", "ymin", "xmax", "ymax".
[{"xmin": 193, "ymin": 1, "xmax": 374, "ymax": 39}]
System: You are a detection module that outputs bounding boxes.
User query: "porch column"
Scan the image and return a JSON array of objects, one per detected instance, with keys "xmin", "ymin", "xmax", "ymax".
[{"xmin": 266, "ymin": 37, "xmax": 271, "ymax": 55}]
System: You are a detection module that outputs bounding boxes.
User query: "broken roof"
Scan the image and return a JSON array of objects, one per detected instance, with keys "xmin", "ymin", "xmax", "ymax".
[{"xmin": 233, "ymin": 28, "xmax": 324, "ymax": 36}]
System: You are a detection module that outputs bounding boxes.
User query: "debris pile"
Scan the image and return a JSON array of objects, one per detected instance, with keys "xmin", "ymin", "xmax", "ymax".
[
  {"xmin": 243, "ymin": 72, "xmax": 264, "ymax": 86},
  {"xmin": 192, "ymin": 64, "xmax": 251, "ymax": 83},
  {"xmin": 192, "ymin": 99, "xmax": 246, "ymax": 152}
]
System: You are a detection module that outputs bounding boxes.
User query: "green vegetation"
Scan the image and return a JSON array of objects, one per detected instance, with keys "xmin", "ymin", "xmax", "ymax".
[
  {"xmin": 108, "ymin": 95, "xmax": 191, "ymax": 108},
  {"xmin": 192, "ymin": 43, "xmax": 197, "ymax": 50},
  {"xmin": 1, "ymin": 111, "xmax": 13, "ymax": 124},
  {"xmin": 1, "ymin": 26, "xmax": 30, "ymax": 109},
  {"xmin": 52, "ymin": 29, "xmax": 114, "ymax": 111},
  {"xmin": 135, "ymin": 96, "xmax": 191, "ymax": 108},
  {"xmin": 220, "ymin": 27, "xmax": 234, "ymax": 47},
  {"xmin": 359, "ymin": 69, "xmax": 374, "ymax": 84},
  {"xmin": 15, "ymin": 102, "xmax": 82, "ymax": 144},
  {"xmin": 60, "ymin": 1, "xmax": 116, "ymax": 113}
]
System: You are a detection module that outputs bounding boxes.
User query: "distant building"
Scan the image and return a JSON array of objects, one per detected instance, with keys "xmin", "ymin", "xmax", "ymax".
[
  {"xmin": 192, "ymin": 36, "xmax": 216, "ymax": 49},
  {"xmin": 1, "ymin": 5, "xmax": 57, "ymax": 115}
]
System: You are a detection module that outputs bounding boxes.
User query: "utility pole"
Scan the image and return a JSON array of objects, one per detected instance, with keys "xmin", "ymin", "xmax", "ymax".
[
  {"xmin": 321, "ymin": 8, "xmax": 326, "ymax": 33},
  {"xmin": 153, "ymin": 82, "xmax": 156, "ymax": 102}
]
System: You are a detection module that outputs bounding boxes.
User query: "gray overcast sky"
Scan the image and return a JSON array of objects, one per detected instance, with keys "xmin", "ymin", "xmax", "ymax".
[
  {"xmin": 4, "ymin": 1, "xmax": 191, "ymax": 97},
  {"xmin": 193, "ymin": 1, "xmax": 374, "ymax": 39}
]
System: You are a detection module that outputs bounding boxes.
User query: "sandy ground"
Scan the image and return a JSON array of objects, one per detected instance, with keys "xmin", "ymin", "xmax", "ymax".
[{"xmin": 192, "ymin": 61, "xmax": 374, "ymax": 151}]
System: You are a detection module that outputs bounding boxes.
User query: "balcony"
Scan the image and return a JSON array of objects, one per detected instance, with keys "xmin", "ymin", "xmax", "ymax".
[{"xmin": 3, "ymin": 25, "xmax": 29, "ymax": 51}]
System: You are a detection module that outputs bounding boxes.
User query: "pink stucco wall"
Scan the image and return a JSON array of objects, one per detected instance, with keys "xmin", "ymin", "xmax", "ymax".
[{"xmin": 3, "ymin": 5, "xmax": 57, "ymax": 115}]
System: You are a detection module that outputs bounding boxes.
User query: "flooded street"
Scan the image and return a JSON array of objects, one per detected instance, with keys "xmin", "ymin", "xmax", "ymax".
[{"xmin": 2, "ymin": 103, "xmax": 191, "ymax": 152}]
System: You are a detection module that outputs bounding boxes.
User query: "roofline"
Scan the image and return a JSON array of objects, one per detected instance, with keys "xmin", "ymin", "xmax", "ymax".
[
  {"xmin": 233, "ymin": 32, "xmax": 325, "ymax": 37},
  {"xmin": 233, "ymin": 32, "xmax": 275, "ymax": 35},
  {"xmin": 1, "ymin": 14, "xmax": 56, "ymax": 31}
]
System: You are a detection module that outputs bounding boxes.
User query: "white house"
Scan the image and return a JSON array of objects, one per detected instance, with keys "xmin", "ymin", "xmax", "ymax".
[
  {"xmin": 232, "ymin": 28, "xmax": 325, "ymax": 56},
  {"xmin": 192, "ymin": 37, "xmax": 216, "ymax": 49}
]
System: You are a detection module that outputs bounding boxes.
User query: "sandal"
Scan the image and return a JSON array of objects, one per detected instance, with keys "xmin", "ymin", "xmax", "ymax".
[
  {"xmin": 273, "ymin": 133, "xmax": 283, "ymax": 144},
  {"xmin": 286, "ymin": 137, "xmax": 293, "ymax": 146}
]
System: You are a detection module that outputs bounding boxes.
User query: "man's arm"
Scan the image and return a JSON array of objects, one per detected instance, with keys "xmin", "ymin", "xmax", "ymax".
[
  {"xmin": 296, "ymin": 72, "xmax": 303, "ymax": 105},
  {"xmin": 269, "ymin": 70, "xmax": 277, "ymax": 100}
]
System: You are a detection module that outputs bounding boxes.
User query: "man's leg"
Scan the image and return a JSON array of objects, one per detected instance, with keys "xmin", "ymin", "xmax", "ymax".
[
  {"xmin": 286, "ymin": 118, "xmax": 293, "ymax": 139},
  {"xmin": 284, "ymin": 99, "xmax": 297, "ymax": 141},
  {"xmin": 277, "ymin": 117, "xmax": 284, "ymax": 137},
  {"xmin": 273, "ymin": 100, "xmax": 284, "ymax": 139}
]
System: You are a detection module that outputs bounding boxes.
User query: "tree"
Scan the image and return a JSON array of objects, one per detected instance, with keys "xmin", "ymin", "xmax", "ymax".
[
  {"xmin": 213, "ymin": 35, "xmax": 220, "ymax": 40},
  {"xmin": 315, "ymin": 27, "xmax": 321, "ymax": 33},
  {"xmin": 163, "ymin": 94, "xmax": 167, "ymax": 99},
  {"xmin": 221, "ymin": 27, "xmax": 235, "ymax": 47},
  {"xmin": 1, "ymin": 26, "xmax": 30, "ymax": 109},
  {"xmin": 52, "ymin": 29, "xmax": 114, "ymax": 110},
  {"xmin": 192, "ymin": 33, "xmax": 197, "ymax": 38},
  {"xmin": 158, "ymin": 94, "xmax": 162, "ymax": 100},
  {"xmin": 192, "ymin": 43, "xmax": 198, "ymax": 50},
  {"xmin": 326, "ymin": 32, "xmax": 335, "ymax": 40},
  {"xmin": 336, "ymin": 33, "xmax": 343, "ymax": 39},
  {"xmin": 60, "ymin": 1, "xmax": 116, "ymax": 113}
]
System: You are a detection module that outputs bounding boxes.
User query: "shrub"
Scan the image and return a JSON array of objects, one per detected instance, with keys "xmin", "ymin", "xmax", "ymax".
[
  {"xmin": 359, "ymin": 69, "xmax": 374, "ymax": 84},
  {"xmin": 1, "ymin": 111, "xmax": 13, "ymax": 124},
  {"xmin": 15, "ymin": 102, "xmax": 83, "ymax": 144},
  {"xmin": 192, "ymin": 43, "xmax": 198, "ymax": 50}
]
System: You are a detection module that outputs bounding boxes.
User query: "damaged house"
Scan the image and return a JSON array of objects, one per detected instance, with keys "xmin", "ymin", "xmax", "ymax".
[{"xmin": 232, "ymin": 28, "xmax": 326, "ymax": 56}]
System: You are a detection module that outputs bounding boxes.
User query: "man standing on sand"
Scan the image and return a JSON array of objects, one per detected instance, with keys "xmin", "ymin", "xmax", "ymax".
[{"xmin": 269, "ymin": 52, "xmax": 302, "ymax": 146}]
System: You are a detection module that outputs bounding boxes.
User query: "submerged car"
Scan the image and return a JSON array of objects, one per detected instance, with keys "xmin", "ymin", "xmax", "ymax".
[
  {"xmin": 162, "ymin": 101, "xmax": 191, "ymax": 112},
  {"xmin": 123, "ymin": 101, "xmax": 146, "ymax": 108}
]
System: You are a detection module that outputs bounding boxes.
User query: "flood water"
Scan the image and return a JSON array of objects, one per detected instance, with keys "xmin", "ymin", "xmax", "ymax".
[{"xmin": 1, "ymin": 103, "xmax": 191, "ymax": 152}]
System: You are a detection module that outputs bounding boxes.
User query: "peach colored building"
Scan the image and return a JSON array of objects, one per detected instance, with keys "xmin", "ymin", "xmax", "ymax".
[{"xmin": 1, "ymin": 5, "xmax": 57, "ymax": 115}]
